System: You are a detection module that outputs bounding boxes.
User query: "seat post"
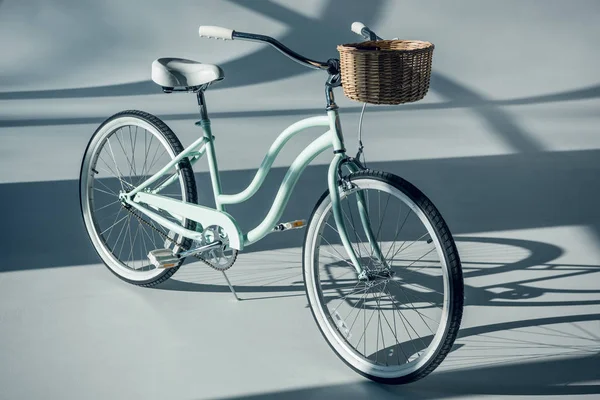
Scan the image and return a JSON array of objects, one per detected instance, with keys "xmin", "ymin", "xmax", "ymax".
[
  {"xmin": 196, "ymin": 90, "xmax": 209, "ymax": 121},
  {"xmin": 195, "ymin": 89, "xmax": 224, "ymax": 211}
]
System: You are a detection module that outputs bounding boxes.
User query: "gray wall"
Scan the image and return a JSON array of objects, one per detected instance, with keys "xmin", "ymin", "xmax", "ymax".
[{"xmin": 1, "ymin": 0, "xmax": 598, "ymax": 266}]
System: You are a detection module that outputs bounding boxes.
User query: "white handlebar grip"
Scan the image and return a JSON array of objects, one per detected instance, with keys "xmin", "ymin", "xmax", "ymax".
[
  {"xmin": 351, "ymin": 22, "xmax": 367, "ymax": 36},
  {"xmin": 199, "ymin": 25, "xmax": 234, "ymax": 40}
]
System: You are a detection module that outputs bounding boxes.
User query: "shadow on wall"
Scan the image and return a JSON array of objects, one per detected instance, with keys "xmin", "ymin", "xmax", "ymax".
[
  {"xmin": 2, "ymin": 82, "xmax": 599, "ymax": 128},
  {"xmin": 1, "ymin": 0, "xmax": 598, "ymax": 161},
  {"xmin": 2, "ymin": 0, "xmax": 600, "ymax": 161},
  {"xmin": 1, "ymin": 148, "xmax": 599, "ymax": 273},
  {"xmin": 0, "ymin": 0, "xmax": 387, "ymax": 99},
  {"xmin": 1, "ymin": 0, "xmax": 598, "ymax": 119}
]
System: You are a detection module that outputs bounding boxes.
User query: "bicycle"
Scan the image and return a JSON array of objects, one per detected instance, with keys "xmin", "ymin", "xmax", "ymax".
[{"xmin": 80, "ymin": 22, "xmax": 464, "ymax": 384}]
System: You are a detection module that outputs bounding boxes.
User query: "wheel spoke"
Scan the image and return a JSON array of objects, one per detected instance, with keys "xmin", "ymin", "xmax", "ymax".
[
  {"xmin": 374, "ymin": 192, "xmax": 391, "ymax": 258},
  {"xmin": 94, "ymin": 178, "xmax": 118, "ymax": 195},
  {"xmin": 99, "ymin": 213, "xmax": 128, "ymax": 237},
  {"xmin": 384, "ymin": 207, "xmax": 410, "ymax": 261},
  {"xmin": 97, "ymin": 155, "xmax": 135, "ymax": 189},
  {"xmin": 82, "ymin": 118, "xmax": 194, "ymax": 280},
  {"xmin": 319, "ymin": 234, "xmax": 359, "ymax": 270},
  {"xmin": 390, "ymin": 231, "xmax": 431, "ymax": 261},
  {"xmin": 114, "ymin": 128, "xmax": 137, "ymax": 183},
  {"xmin": 93, "ymin": 187, "xmax": 117, "ymax": 197},
  {"xmin": 94, "ymin": 199, "xmax": 120, "ymax": 212},
  {"xmin": 136, "ymin": 131, "xmax": 153, "ymax": 186},
  {"xmin": 105, "ymin": 136, "xmax": 128, "ymax": 192},
  {"xmin": 340, "ymin": 199, "xmax": 374, "ymax": 269}
]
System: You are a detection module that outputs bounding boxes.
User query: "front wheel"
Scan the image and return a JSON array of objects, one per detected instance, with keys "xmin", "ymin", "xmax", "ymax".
[{"xmin": 303, "ymin": 170, "xmax": 463, "ymax": 384}]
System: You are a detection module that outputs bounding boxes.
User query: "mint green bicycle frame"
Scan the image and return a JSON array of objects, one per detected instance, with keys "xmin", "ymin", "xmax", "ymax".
[{"xmin": 121, "ymin": 106, "xmax": 383, "ymax": 275}]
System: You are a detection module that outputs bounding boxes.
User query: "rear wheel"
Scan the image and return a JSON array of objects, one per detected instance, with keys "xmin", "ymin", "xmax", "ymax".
[
  {"xmin": 80, "ymin": 110, "xmax": 197, "ymax": 287},
  {"xmin": 303, "ymin": 170, "xmax": 463, "ymax": 384}
]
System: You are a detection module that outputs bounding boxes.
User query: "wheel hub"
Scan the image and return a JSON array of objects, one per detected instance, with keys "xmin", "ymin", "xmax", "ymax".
[{"xmin": 358, "ymin": 268, "xmax": 395, "ymax": 282}]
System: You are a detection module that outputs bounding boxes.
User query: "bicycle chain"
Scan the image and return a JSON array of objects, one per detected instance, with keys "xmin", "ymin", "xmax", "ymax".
[{"xmin": 124, "ymin": 205, "xmax": 237, "ymax": 271}]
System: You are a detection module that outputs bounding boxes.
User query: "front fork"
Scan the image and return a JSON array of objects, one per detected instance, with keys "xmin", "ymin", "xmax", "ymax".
[{"xmin": 327, "ymin": 154, "xmax": 388, "ymax": 280}]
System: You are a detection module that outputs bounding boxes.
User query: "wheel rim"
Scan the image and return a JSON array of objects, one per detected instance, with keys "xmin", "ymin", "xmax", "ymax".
[
  {"xmin": 305, "ymin": 178, "xmax": 452, "ymax": 379},
  {"xmin": 81, "ymin": 117, "xmax": 190, "ymax": 281}
]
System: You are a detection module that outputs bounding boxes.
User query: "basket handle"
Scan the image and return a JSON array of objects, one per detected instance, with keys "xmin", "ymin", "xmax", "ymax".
[{"xmin": 351, "ymin": 22, "xmax": 381, "ymax": 41}]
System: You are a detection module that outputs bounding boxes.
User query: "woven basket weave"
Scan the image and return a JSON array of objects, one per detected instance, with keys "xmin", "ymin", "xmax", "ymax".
[{"xmin": 337, "ymin": 40, "xmax": 434, "ymax": 105}]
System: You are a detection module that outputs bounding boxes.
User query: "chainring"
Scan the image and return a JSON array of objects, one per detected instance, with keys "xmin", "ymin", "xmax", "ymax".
[
  {"xmin": 193, "ymin": 225, "xmax": 238, "ymax": 271},
  {"xmin": 125, "ymin": 206, "xmax": 237, "ymax": 271}
]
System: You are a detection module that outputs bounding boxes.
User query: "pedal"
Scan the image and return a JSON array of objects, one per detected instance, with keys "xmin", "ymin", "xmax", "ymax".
[
  {"xmin": 273, "ymin": 219, "xmax": 306, "ymax": 232},
  {"xmin": 148, "ymin": 249, "xmax": 180, "ymax": 269}
]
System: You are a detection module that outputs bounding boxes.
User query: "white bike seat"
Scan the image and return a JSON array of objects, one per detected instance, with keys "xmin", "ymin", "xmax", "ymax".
[{"xmin": 151, "ymin": 58, "xmax": 224, "ymax": 88}]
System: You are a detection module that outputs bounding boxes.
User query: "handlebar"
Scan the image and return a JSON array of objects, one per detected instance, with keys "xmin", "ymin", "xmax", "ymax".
[
  {"xmin": 232, "ymin": 31, "xmax": 330, "ymax": 70},
  {"xmin": 197, "ymin": 21, "xmax": 381, "ymax": 72},
  {"xmin": 198, "ymin": 25, "xmax": 234, "ymax": 40},
  {"xmin": 199, "ymin": 24, "xmax": 329, "ymax": 70},
  {"xmin": 350, "ymin": 22, "xmax": 381, "ymax": 41}
]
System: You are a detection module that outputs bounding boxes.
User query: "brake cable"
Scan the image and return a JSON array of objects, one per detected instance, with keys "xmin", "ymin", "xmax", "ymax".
[{"xmin": 356, "ymin": 103, "xmax": 368, "ymax": 167}]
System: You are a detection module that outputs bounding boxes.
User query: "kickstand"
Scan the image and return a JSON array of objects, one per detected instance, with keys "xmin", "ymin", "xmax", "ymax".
[{"xmin": 221, "ymin": 271, "xmax": 240, "ymax": 301}]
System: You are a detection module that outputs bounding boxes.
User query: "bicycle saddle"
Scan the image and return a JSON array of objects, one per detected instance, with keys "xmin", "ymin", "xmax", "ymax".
[{"xmin": 151, "ymin": 58, "xmax": 224, "ymax": 89}]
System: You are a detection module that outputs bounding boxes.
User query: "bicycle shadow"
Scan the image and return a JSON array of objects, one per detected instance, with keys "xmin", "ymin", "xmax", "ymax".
[
  {"xmin": 158, "ymin": 235, "xmax": 600, "ymax": 398},
  {"xmin": 214, "ymin": 328, "xmax": 600, "ymax": 399},
  {"xmin": 158, "ymin": 235, "xmax": 600, "ymax": 306}
]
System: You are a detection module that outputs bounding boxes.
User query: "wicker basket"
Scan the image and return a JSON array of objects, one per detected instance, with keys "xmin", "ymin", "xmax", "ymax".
[{"xmin": 337, "ymin": 40, "xmax": 434, "ymax": 105}]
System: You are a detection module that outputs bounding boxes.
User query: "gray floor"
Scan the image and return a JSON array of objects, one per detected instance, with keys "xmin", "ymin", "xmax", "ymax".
[{"xmin": 1, "ymin": 1, "xmax": 599, "ymax": 399}]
